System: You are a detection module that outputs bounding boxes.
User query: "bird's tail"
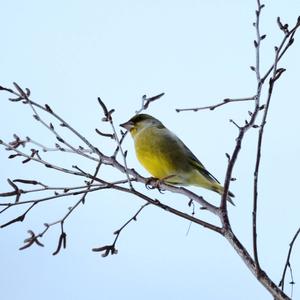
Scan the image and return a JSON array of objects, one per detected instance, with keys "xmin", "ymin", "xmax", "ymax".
[{"xmin": 212, "ymin": 183, "xmax": 235, "ymax": 206}]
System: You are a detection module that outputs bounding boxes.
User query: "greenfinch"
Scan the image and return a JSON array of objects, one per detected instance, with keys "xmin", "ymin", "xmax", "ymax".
[{"xmin": 120, "ymin": 114, "xmax": 234, "ymax": 204}]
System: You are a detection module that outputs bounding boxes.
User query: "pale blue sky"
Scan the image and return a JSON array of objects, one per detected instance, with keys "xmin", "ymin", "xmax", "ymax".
[{"xmin": 1, "ymin": 1, "xmax": 300, "ymax": 299}]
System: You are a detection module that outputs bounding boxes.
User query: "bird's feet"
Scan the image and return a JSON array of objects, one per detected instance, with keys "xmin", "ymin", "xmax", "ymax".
[
  {"xmin": 145, "ymin": 175, "xmax": 176, "ymax": 193},
  {"xmin": 145, "ymin": 177, "xmax": 164, "ymax": 193}
]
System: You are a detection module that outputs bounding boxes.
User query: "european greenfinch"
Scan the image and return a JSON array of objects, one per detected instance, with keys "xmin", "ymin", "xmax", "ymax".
[{"xmin": 120, "ymin": 114, "xmax": 234, "ymax": 204}]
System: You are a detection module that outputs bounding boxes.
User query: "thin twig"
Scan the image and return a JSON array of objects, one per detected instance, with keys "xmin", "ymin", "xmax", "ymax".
[
  {"xmin": 0, "ymin": 180, "xmax": 131, "ymax": 207},
  {"xmin": 135, "ymin": 93, "xmax": 165, "ymax": 114},
  {"xmin": 112, "ymin": 130, "xmax": 128, "ymax": 158},
  {"xmin": 97, "ymin": 97, "xmax": 133, "ymax": 190},
  {"xmin": 2, "ymin": 140, "xmax": 88, "ymax": 177},
  {"xmin": 252, "ymin": 0, "xmax": 265, "ymax": 274},
  {"xmin": 279, "ymin": 227, "xmax": 300, "ymax": 292},
  {"xmin": 176, "ymin": 96, "xmax": 256, "ymax": 112},
  {"xmin": 10, "ymin": 83, "xmax": 102, "ymax": 156},
  {"xmin": 104, "ymin": 183, "xmax": 222, "ymax": 233},
  {"xmin": 92, "ymin": 202, "xmax": 151, "ymax": 256},
  {"xmin": 261, "ymin": 16, "xmax": 300, "ymax": 83},
  {"xmin": 254, "ymin": 0, "xmax": 264, "ymax": 82},
  {"xmin": 28, "ymin": 137, "xmax": 97, "ymax": 160},
  {"xmin": 0, "ymin": 203, "xmax": 36, "ymax": 228},
  {"xmin": 252, "ymin": 8, "xmax": 300, "ymax": 278},
  {"xmin": 78, "ymin": 159, "xmax": 102, "ymax": 204},
  {"xmin": 19, "ymin": 160, "xmax": 102, "ymax": 255}
]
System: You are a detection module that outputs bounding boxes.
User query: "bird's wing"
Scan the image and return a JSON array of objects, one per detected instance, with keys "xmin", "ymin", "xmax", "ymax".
[
  {"xmin": 160, "ymin": 128, "xmax": 220, "ymax": 184},
  {"xmin": 182, "ymin": 143, "xmax": 220, "ymax": 184}
]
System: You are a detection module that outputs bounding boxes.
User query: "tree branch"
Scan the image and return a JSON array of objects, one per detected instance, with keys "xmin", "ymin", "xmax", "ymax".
[
  {"xmin": 92, "ymin": 202, "xmax": 151, "ymax": 256},
  {"xmin": 97, "ymin": 97, "xmax": 133, "ymax": 190},
  {"xmin": 279, "ymin": 227, "xmax": 300, "ymax": 292},
  {"xmin": 252, "ymin": 0, "xmax": 265, "ymax": 274},
  {"xmin": 175, "ymin": 96, "xmax": 256, "ymax": 112},
  {"xmin": 135, "ymin": 93, "xmax": 165, "ymax": 114}
]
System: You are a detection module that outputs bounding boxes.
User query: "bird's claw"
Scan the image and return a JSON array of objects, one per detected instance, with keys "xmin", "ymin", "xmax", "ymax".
[{"xmin": 145, "ymin": 177, "xmax": 165, "ymax": 193}]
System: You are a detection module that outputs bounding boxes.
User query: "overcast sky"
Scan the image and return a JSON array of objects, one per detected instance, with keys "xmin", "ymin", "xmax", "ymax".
[{"xmin": 1, "ymin": 1, "xmax": 300, "ymax": 299}]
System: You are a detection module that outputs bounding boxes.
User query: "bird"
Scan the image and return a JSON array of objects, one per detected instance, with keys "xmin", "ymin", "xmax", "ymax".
[{"xmin": 120, "ymin": 114, "xmax": 234, "ymax": 204}]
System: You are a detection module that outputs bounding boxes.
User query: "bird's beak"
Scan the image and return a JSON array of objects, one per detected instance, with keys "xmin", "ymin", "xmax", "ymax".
[{"xmin": 120, "ymin": 120, "xmax": 135, "ymax": 131}]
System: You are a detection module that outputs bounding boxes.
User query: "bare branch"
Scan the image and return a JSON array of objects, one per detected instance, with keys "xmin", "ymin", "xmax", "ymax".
[
  {"xmin": 112, "ymin": 130, "xmax": 128, "ymax": 158},
  {"xmin": 252, "ymin": 9, "xmax": 300, "ymax": 278},
  {"xmin": 261, "ymin": 16, "xmax": 300, "ymax": 83},
  {"xmin": 251, "ymin": 0, "xmax": 265, "ymax": 273},
  {"xmin": 95, "ymin": 128, "xmax": 115, "ymax": 139},
  {"xmin": 97, "ymin": 97, "xmax": 133, "ymax": 190},
  {"xmin": 176, "ymin": 96, "xmax": 257, "ymax": 112},
  {"xmin": 0, "ymin": 203, "xmax": 36, "ymax": 228},
  {"xmin": 279, "ymin": 227, "xmax": 300, "ymax": 292},
  {"xmin": 27, "ymin": 137, "xmax": 96, "ymax": 159},
  {"xmin": 10, "ymin": 83, "xmax": 102, "ymax": 157},
  {"xmin": 0, "ymin": 181, "xmax": 131, "ymax": 208},
  {"xmin": 92, "ymin": 202, "xmax": 151, "ymax": 256},
  {"xmin": 78, "ymin": 159, "xmax": 102, "ymax": 204},
  {"xmin": 135, "ymin": 92, "xmax": 165, "ymax": 114},
  {"xmin": 254, "ymin": 0, "xmax": 264, "ymax": 82}
]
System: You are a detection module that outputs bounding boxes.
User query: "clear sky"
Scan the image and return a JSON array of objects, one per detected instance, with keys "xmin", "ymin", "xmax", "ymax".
[{"xmin": 1, "ymin": 1, "xmax": 300, "ymax": 299}]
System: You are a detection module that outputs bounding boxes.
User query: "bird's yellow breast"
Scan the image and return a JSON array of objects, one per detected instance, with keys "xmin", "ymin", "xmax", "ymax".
[{"xmin": 133, "ymin": 126, "xmax": 180, "ymax": 179}]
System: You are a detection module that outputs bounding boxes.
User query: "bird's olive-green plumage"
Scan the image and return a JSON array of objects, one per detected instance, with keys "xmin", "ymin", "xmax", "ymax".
[{"xmin": 120, "ymin": 114, "xmax": 234, "ymax": 204}]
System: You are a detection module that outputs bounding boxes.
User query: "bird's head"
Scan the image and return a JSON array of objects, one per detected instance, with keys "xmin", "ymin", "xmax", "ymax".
[{"xmin": 120, "ymin": 114, "xmax": 163, "ymax": 137}]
